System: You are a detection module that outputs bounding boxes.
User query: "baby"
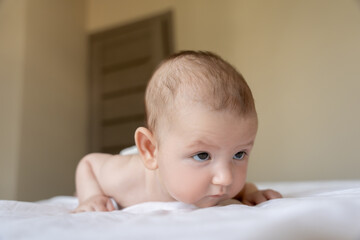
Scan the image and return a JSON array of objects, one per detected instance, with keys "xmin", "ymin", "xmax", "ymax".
[{"xmin": 74, "ymin": 51, "xmax": 282, "ymax": 212}]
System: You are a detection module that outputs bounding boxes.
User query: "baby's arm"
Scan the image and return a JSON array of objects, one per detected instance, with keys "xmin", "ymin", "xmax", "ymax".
[
  {"xmin": 73, "ymin": 153, "xmax": 117, "ymax": 213},
  {"xmin": 235, "ymin": 182, "xmax": 282, "ymax": 206}
]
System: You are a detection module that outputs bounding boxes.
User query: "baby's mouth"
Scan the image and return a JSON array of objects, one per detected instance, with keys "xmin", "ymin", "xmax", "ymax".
[{"xmin": 208, "ymin": 194, "xmax": 226, "ymax": 198}]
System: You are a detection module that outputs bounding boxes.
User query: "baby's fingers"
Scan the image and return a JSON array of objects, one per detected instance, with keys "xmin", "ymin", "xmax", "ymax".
[
  {"xmin": 242, "ymin": 199, "xmax": 254, "ymax": 206},
  {"xmin": 253, "ymin": 193, "xmax": 268, "ymax": 205},
  {"xmin": 93, "ymin": 203, "xmax": 109, "ymax": 212},
  {"xmin": 106, "ymin": 199, "xmax": 116, "ymax": 211},
  {"xmin": 242, "ymin": 193, "xmax": 267, "ymax": 206},
  {"xmin": 92, "ymin": 199, "xmax": 115, "ymax": 212},
  {"xmin": 263, "ymin": 190, "xmax": 282, "ymax": 200}
]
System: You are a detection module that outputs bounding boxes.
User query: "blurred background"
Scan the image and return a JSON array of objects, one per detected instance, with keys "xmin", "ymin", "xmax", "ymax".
[{"xmin": 1, "ymin": 0, "xmax": 359, "ymax": 201}]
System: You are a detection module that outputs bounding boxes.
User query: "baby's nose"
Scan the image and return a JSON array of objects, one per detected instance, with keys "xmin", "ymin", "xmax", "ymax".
[{"xmin": 212, "ymin": 163, "xmax": 233, "ymax": 186}]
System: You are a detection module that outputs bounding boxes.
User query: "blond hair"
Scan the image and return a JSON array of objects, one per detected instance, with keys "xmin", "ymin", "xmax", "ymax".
[{"xmin": 145, "ymin": 51, "xmax": 256, "ymax": 133}]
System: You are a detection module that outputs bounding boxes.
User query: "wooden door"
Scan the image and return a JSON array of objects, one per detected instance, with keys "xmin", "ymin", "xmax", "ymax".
[{"xmin": 89, "ymin": 12, "xmax": 173, "ymax": 154}]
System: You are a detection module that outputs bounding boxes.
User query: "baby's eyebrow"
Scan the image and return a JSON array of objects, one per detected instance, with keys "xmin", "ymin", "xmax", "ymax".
[
  {"xmin": 187, "ymin": 139, "xmax": 255, "ymax": 150},
  {"xmin": 238, "ymin": 140, "xmax": 255, "ymax": 148},
  {"xmin": 186, "ymin": 140, "xmax": 220, "ymax": 150}
]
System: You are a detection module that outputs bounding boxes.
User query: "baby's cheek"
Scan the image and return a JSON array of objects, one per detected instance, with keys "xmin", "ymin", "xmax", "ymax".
[
  {"xmin": 167, "ymin": 169, "xmax": 208, "ymax": 203},
  {"xmin": 230, "ymin": 168, "xmax": 247, "ymax": 196}
]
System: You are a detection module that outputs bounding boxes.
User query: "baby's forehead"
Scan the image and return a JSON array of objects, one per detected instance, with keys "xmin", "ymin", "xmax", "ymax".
[
  {"xmin": 156, "ymin": 105, "xmax": 258, "ymax": 148},
  {"xmin": 160, "ymin": 100, "xmax": 257, "ymax": 128}
]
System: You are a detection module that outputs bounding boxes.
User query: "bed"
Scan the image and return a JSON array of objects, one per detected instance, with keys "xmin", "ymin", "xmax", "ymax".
[{"xmin": 1, "ymin": 181, "xmax": 360, "ymax": 240}]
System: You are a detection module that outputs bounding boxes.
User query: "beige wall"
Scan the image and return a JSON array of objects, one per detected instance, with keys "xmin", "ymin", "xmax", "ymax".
[
  {"xmin": 0, "ymin": 0, "xmax": 87, "ymax": 201},
  {"xmin": 0, "ymin": 0, "xmax": 26, "ymax": 200},
  {"xmin": 87, "ymin": 0, "xmax": 360, "ymax": 181},
  {"xmin": 16, "ymin": 0, "xmax": 87, "ymax": 201}
]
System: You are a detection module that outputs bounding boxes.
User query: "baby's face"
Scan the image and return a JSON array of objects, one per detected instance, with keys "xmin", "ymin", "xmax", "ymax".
[{"xmin": 155, "ymin": 103, "xmax": 258, "ymax": 207}]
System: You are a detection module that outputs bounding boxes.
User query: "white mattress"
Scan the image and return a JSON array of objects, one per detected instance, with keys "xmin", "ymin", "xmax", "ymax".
[{"xmin": 1, "ymin": 181, "xmax": 360, "ymax": 240}]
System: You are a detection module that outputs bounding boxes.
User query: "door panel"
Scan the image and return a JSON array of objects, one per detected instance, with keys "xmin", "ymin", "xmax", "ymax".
[
  {"xmin": 89, "ymin": 12, "xmax": 173, "ymax": 154},
  {"xmin": 103, "ymin": 63, "xmax": 153, "ymax": 93},
  {"xmin": 102, "ymin": 120, "xmax": 144, "ymax": 153},
  {"xmin": 103, "ymin": 92, "xmax": 145, "ymax": 120}
]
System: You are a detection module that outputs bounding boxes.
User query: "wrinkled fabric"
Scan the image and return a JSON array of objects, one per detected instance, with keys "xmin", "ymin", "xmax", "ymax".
[{"xmin": 1, "ymin": 181, "xmax": 360, "ymax": 240}]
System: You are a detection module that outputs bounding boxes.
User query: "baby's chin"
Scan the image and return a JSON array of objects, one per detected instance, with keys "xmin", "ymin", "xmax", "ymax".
[
  {"xmin": 216, "ymin": 198, "xmax": 242, "ymax": 206},
  {"xmin": 191, "ymin": 197, "xmax": 238, "ymax": 208}
]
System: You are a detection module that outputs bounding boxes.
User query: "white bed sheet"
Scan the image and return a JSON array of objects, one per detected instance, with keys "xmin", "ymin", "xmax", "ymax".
[{"xmin": 1, "ymin": 181, "xmax": 360, "ymax": 240}]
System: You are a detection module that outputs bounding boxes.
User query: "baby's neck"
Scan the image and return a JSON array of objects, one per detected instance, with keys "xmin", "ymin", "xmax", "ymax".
[{"xmin": 143, "ymin": 166, "xmax": 175, "ymax": 202}]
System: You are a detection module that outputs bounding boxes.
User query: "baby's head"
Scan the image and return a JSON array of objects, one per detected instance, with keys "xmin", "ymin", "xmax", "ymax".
[
  {"xmin": 135, "ymin": 51, "xmax": 258, "ymax": 207},
  {"xmin": 145, "ymin": 51, "xmax": 257, "ymax": 137}
]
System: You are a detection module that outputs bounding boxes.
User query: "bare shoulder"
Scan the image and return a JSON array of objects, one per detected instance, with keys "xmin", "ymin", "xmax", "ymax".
[
  {"xmin": 100, "ymin": 154, "xmax": 145, "ymax": 199},
  {"xmin": 101, "ymin": 154, "xmax": 142, "ymax": 179},
  {"xmin": 103, "ymin": 153, "xmax": 136, "ymax": 169}
]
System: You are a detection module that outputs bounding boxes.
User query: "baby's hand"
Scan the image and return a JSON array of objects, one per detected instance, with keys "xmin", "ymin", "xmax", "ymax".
[
  {"xmin": 72, "ymin": 195, "xmax": 116, "ymax": 213},
  {"xmin": 242, "ymin": 189, "xmax": 282, "ymax": 206}
]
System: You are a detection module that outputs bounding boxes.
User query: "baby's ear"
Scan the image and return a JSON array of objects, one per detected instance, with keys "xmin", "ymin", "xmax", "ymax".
[{"xmin": 134, "ymin": 127, "xmax": 158, "ymax": 170}]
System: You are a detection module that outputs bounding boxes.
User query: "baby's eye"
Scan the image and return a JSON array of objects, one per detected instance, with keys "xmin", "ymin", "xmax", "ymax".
[
  {"xmin": 233, "ymin": 151, "xmax": 247, "ymax": 160},
  {"xmin": 192, "ymin": 152, "xmax": 210, "ymax": 161}
]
